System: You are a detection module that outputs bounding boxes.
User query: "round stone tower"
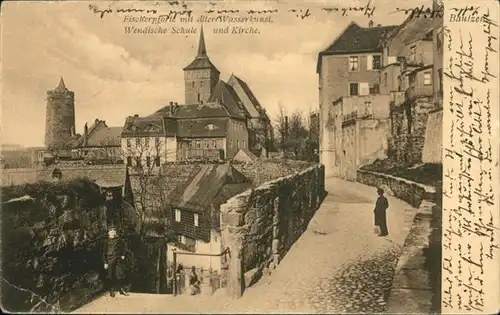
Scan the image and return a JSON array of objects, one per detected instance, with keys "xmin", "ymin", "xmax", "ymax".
[{"xmin": 45, "ymin": 77, "xmax": 75, "ymax": 150}]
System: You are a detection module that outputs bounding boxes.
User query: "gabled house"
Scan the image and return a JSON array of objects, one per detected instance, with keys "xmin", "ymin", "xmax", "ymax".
[
  {"xmin": 382, "ymin": 15, "xmax": 439, "ymax": 165},
  {"xmin": 317, "ymin": 20, "xmax": 397, "ymax": 178},
  {"xmin": 227, "ymin": 74, "xmax": 273, "ymax": 154},
  {"xmin": 166, "ymin": 163, "xmax": 253, "ymax": 271},
  {"xmin": 121, "ymin": 115, "xmax": 178, "ymax": 168},
  {"xmin": 143, "ymin": 25, "xmax": 272, "ymax": 161}
]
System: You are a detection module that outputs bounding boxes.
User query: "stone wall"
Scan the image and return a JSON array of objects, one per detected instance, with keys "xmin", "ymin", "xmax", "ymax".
[
  {"xmin": 422, "ymin": 108, "xmax": 443, "ymax": 164},
  {"xmin": 356, "ymin": 169, "xmax": 436, "ymax": 208},
  {"xmin": 220, "ymin": 164, "xmax": 325, "ymax": 298},
  {"xmin": 1, "ymin": 164, "xmax": 126, "ymax": 187},
  {"xmin": 389, "ymin": 99, "xmax": 435, "ymax": 165},
  {"xmin": 232, "ymin": 159, "xmax": 314, "ymax": 187},
  {"xmin": 0, "ymin": 179, "xmax": 114, "ymax": 312}
]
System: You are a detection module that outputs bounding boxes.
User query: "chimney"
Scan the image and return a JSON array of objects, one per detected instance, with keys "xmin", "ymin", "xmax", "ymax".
[
  {"xmin": 83, "ymin": 123, "xmax": 88, "ymax": 146},
  {"xmin": 170, "ymin": 102, "xmax": 174, "ymax": 116},
  {"xmin": 134, "ymin": 114, "xmax": 139, "ymax": 117},
  {"xmin": 368, "ymin": 20, "xmax": 374, "ymax": 28}
]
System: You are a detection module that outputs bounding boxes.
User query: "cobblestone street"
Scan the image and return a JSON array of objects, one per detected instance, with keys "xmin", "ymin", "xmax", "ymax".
[{"xmin": 74, "ymin": 178, "xmax": 416, "ymax": 314}]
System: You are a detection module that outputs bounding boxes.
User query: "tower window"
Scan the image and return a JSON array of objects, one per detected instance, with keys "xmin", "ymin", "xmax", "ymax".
[
  {"xmin": 192, "ymin": 81, "xmax": 195, "ymax": 88},
  {"xmin": 197, "ymin": 93, "xmax": 201, "ymax": 102},
  {"xmin": 200, "ymin": 81, "xmax": 204, "ymax": 87}
]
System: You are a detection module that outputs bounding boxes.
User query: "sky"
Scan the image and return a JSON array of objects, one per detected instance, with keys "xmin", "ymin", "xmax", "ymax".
[{"xmin": 1, "ymin": 0, "xmax": 430, "ymax": 147}]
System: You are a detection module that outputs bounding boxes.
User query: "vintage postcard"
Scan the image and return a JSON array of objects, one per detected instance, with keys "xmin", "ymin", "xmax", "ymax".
[{"xmin": 1, "ymin": 0, "xmax": 498, "ymax": 313}]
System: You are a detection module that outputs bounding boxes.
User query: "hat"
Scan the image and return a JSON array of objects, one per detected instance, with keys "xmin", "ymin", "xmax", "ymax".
[
  {"xmin": 108, "ymin": 224, "xmax": 117, "ymax": 231},
  {"xmin": 377, "ymin": 187, "xmax": 384, "ymax": 194}
]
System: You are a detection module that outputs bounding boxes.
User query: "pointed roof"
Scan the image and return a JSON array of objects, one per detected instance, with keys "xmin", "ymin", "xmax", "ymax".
[
  {"xmin": 183, "ymin": 25, "xmax": 220, "ymax": 72},
  {"xmin": 197, "ymin": 25, "xmax": 207, "ymax": 57},
  {"xmin": 208, "ymin": 80, "xmax": 248, "ymax": 119},
  {"xmin": 228, "ymin": 74, "xmax": 270, "ymax": 121},
  {"xmin": 55, "ymin": 77, "xmax": 67, "ymax": 91}
]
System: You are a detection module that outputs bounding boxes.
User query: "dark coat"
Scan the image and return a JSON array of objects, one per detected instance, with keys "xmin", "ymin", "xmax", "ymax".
[
  {"xmin": 374, "ymin": 195, "xmax": 389, "ymax": 226},
  {"xmin": 103, "ymin": 237, "xmax": 126, "ymax": 279}
]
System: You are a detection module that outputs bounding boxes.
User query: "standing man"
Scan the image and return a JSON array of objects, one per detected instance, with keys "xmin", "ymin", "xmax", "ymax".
[
  {"xmin": 103, "ymin": 225, "xmax": 130, "ymax": 297},
  {"xmin": 374, "ymin": 188, "xmax": 389, "ymax": 237}
]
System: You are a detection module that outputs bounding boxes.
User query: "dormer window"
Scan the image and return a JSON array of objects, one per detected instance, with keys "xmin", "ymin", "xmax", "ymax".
[
  {"xmin": 132, "ymin": 125, "xmax": 137, "ymax": 131},
  {"xmin": 207, "ymin": 124, "xmax": 215, "ymax": 130}
]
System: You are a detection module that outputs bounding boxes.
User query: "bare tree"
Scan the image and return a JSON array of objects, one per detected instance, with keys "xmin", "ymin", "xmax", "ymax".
[
  {"xmin": 273, "ymin": 102, "xmax": 288, "ymax": 151},
  {"xmin": 119, "ymin": 137, "xmax": 175, "ymax": 237}
]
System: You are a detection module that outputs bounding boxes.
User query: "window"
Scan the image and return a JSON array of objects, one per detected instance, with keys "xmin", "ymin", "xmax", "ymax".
[
  {"xmin": 155, "ymin": 156, "xmax": 160, "ymax": 166},
  {"xmin": 229, "ymin": 139, "xmax": 233, "ymax": 148},
  {"xmin": 197, "ymin": 93, "xmax": 201, "ymax": 102},
  {"xmin": 369, "ymin": 84, "xmax": 380, "ymax": 95},
  {"xmin": 135, "ymin": 157, "xmax": 141, "ymax": 167},
  {"xmin": 349, "ymin": 83, "xmax": 359, "ymax": 96},
  {"xmin": 180, "ymin": 235, "xmax": 186, "ymax": 244},
  {"xmin": 237, "ymin": 140, "xmax": 240, "ymax": 149},
  {"xmin": 200, "ymin": 81, "xmax": 204, "ymax": 87},
  {"xmin": 195, "ymin": 140, "xmax": 201, "ymax": 149},
  {"xmin": 145, "ymin": 138, "xmax": 150, "ymax": 148},
  {"xmin": 409, "ymin": 45, "xmax": 416, "ymax": 62},
  {"xmin": 424, "ymin": 72, "xmax": 432, "ymax": 85},
  {"xmin": 192, "ymin": 81, "xmax": 195, "ymax": 88},
  {"xmin": 135, "ymin": 138, "xmax": 140, "ymax": 146},
  {"xmin": 372, "ymin": 55, "xmax": 381, "ymax": 70},
  {"xmin": 126, "ymin": 139, "xmax": 131, "ymax": 148},
  {"xmin": 146, "ymin": 156, "xmax": 151, "ymax": 167},
  {"xmin": 212, "ymin": 140, "xmax": 217, "ymax": 148},
  {"xmin": 242, "ymin": 140, "xmax": 246, "ymax": 148},
  {"xmin": 384, "ymin": 73, "xmax": 388, "ymax": 86},
  {"xmin": 175, "ymin": 209, "xmax": 181, "ymax": 222},
  {"xmin": 207, "ymin": 124, "xmax": 214, "ymax": 130},
  {"xmin": 349, "ymin": 56, "xmax": 359, "ymax": 71},
  {"xmin": 194, "ymin": 213, "xmax": 199, "ymax": 227},
  {"xmin": 204, "ymin": 140, "xmax": 209, "ymax": 149},
  {"xmin": 127, "ymin": 157, "xmax": 132, "ymax": 166},
  {"xmin": 155, "ymin": 137, "xmax": 160, "ymax": 147}
]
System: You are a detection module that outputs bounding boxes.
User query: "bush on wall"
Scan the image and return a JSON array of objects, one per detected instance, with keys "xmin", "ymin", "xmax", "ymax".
[{"xmin": 1, "ymin": 178, "xmax": 108, "ymax": 312}]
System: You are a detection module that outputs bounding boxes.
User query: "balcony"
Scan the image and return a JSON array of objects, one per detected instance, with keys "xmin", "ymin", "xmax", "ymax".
[{"xmin": 342, "ymin": 94, "xmax": 390, "ymax": 120}]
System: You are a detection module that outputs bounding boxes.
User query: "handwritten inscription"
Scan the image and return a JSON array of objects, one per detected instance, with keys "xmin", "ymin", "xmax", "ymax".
[
  {"xmin": 88, "ymin": 0, "xmax": 444, "ymax": 26},
  {"xmin": 442, "ymin": 3, "xmax": 499, "ymax": 313}
]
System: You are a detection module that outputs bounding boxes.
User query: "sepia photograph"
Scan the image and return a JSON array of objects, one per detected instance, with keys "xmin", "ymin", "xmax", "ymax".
[{"xmin": 0, "ymin": 0, "xmax": 498, "ymax": 313}]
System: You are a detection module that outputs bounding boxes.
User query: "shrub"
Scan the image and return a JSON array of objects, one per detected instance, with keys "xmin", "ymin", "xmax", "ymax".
[{"xmin": 1, "ymin": 179, "xmax": 106, "ymax": 312}]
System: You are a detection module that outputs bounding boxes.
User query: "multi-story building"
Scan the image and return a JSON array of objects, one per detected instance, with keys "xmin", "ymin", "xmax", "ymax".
[
  {"xmin": 317, "ymin": 20, "xmax": 397, "ymax": 177},
  {"xmin": 143, "ymin": 26, "xmax": 269, "ymax": 161},
  {"xmin": 383, "ymin": 15, "xmax": 438, "ymax": 164},
  {"xmin": 120, "ymin": 115, "xmax": 178, "ymax": 168},
  {"xmin": 165, "ymin": 163, "xmax": 253, "ymax": 271}
]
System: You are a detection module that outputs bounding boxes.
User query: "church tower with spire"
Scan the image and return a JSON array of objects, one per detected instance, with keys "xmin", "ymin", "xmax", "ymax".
[
  {"xmin": 45, "ymin": 77, "xmax": 76, "ymax": 149},
  {"xmin": 183, "ymin": 25, "xmax": 220, "ymax": 104}
]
